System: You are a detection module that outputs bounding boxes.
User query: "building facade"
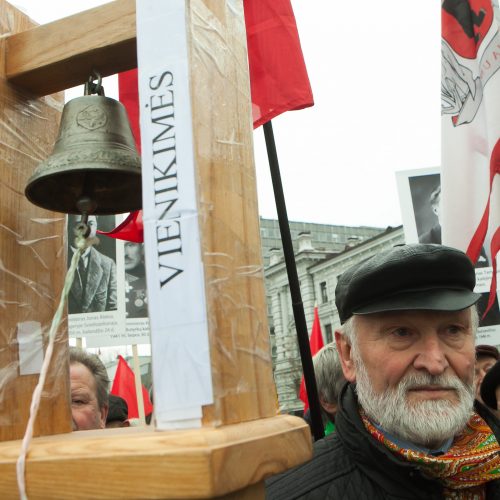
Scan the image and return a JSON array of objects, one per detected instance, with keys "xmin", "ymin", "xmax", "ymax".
[
  {"xmin": 264, "ymin": 224, "xmax": 405, "ymax": 414},
  {"xmin": 259, "ymin": 217, "xmax": 387, "ymax": 267}
]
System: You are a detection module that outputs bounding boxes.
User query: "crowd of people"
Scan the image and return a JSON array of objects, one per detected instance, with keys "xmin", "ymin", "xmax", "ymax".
[{"xmin": 66, "ymin": 242, "xmax": 500, "ymax": 498}]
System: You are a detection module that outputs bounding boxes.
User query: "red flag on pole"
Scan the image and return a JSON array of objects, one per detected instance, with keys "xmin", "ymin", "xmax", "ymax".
[
  {"xmin": 243, "ymin": 0, "xmax": 314, "ymax": 128},
  {"xmin": 299, "ymin": 306, "xmax": 324, "ymax": 411},
  {"xmin": 441, "ymin": 1, "xmax": 500, "ymax": 317},
  {"xmin": 111, "ymin": 355, "xmax": 153, "ymax": 419},
  {"xmin": 96, "ymin": 69, "xmax": 144, "ymax": 243},
  {"xmin": 117, "ymin": 68, "xmax": 141, "ymax": 152},
  {"xmin": 103, "ymin": 0, "xmax": 313, "ymax": 242}
]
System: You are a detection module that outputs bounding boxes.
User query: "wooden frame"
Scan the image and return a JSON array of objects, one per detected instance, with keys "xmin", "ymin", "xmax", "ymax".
[
  {"xmin": 0, "ymin": 415, "xmax": 309, "ymax": 498},
  {"xmin": 0, "ymin": 1, "xmax": 311, "ymax": 497}
]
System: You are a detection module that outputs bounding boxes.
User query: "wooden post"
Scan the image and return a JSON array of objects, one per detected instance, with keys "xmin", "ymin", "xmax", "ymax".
[
  {"xmin": 0, "ymin": 0, "xmax": 71, "ymax": 442},
  {"xmin": 0, "ymin": 1, "xmax": 312, "ymax": 497},
  {"xmin": 189, "ymin": 0, "xmax": 278, "ymax": 426}
]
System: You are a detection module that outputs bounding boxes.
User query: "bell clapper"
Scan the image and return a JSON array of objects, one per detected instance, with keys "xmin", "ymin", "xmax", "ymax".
[{"xmin": 74, "ymin": 195, "xmax": 97, "ymax": 239}]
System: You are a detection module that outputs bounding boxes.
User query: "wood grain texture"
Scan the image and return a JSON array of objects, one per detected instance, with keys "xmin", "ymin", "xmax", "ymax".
[
  {"xmin": 0, "ymin": 415, "xmax": 312, "ymax": 499},
  {"xmin": 5, "ymin": 0, "xmax": 136, "ymax": 96},
  {"xmin": 0, "ymin": 0, "xmax": 71, "ymax": 442},
  {"xmin": 0, "ymin": 2, "xmax": 312, "ymax": 498},
  {"xmin": 188, "ymin": 0, "xmax": 278, "ymax": 426}
]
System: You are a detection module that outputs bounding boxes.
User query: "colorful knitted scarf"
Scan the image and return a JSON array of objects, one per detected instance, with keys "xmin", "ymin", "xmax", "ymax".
[{"xmin": 361, "ymin": 410, "xmax": 500, "ymax": 499}]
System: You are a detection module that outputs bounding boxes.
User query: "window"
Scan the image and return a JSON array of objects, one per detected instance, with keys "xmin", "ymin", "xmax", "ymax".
[
  {"xmin": 320, "ymin": 281, "xmax": 328, "ymax": 303},
  {"xmin": 324, "ymin": 324, "xmax": 333, "ymax": 344}
]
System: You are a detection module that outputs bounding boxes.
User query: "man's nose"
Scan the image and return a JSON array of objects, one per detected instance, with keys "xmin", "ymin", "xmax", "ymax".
[{"xmin": 412, "ymin": 336, "xmax": 449, "ymax": 375}]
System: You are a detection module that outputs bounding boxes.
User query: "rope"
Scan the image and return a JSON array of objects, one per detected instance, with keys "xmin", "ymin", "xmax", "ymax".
[{"xmin": 16, "ymin": 227, "xmax": 88, "ymax": 500}]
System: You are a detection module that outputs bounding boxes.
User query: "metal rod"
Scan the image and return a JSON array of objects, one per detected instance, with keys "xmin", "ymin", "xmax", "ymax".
[{"xmin": 263, "ymin": 120, "xmax": 324, "ymax": 441}]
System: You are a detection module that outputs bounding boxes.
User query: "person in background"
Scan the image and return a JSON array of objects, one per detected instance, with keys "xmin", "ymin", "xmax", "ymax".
[
  {"xmin": 69, "ymin": 347, "xmax": 109, "ymax": 431},
  {"xmin": 306, "ymin": 343, "xmax": 345, "ymax": 436},
  {"xmin": 267, "ymin": 244, "xmax": 500, "ymax": 499},
  {"xmin": 480, "ymin": 360, "xmax": 500, "ymax": 420},
  {"xmin": 106, "ymin": 395, "xmax": 130, "ymax": 428},
  {"xmin": 475, "ymin": 344, "xmax": 499, "ymax": 400}
]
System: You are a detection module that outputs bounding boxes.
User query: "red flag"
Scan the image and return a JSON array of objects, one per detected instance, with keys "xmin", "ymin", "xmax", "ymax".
[
  {"xmin": 105, "ymin": 0, "xmax": 313, "ymax": 242},
  {"xmin": 95, "ymin": 69, "xmax": 144, "ymax": 243},
  {"xmin": 118, "ymin": 69, "xmax": 141, "ymax": 152},
  {"xmin": 299, "ymin": 306, "xmax": 324, "ymax": 411},
  {"xmin": 97, "ymin": 209, "xmax": 143, "ymax": 243},
  {"xmin": 111, "ymin": 355, "xmax": 153, "ymax": 419},
  {"xmin": 243, "ymin": 0, "xmax": 314, "ymax": 128},
  {"xmin": 441, "ymin": 1, "xmax": 500, "ymax": 317}
]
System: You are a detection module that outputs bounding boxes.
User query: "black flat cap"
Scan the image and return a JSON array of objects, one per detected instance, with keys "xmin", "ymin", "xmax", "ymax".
[
  {"xmin": 335, "ymin": 244, "xmax": 480, "ymax": 324},
  {"xmin": 480, "ymin": 360, "xmax": 500, "ymax": 410}
]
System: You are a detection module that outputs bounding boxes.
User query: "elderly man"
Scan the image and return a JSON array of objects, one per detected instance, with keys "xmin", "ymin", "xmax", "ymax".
[
  {"xmin": 267, "ymin": 244, "xmax": 500, "ymax": 499},
  {"xmin": 70, "ymin": 347, "xmax": 109, "ymax": 430}
]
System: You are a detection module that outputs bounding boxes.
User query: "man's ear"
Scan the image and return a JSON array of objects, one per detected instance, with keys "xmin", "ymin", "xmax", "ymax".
[
  {"xmin": 335, "ymin": 330, "xmax": 356, "ymax": 383},
  {"xmin": 99, "ymin": 404, "xmax": 109, "ymax": 429}
]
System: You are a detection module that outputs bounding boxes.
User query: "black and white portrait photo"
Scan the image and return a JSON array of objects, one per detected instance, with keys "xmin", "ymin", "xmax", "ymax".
[
  {"xmin": 408, "ymin": 173, "xmax": 442, "ymax": 244},
  {"xmin": 124, "ymin": 241, "xmax": 148, "ymax": 319},
  {"xmin": 67, "ymin": 214, "xmax": 118, "ymax": 315},
  {"xmin": 408, "ymin": 173, "xmax": 489, "ymax": 267}
]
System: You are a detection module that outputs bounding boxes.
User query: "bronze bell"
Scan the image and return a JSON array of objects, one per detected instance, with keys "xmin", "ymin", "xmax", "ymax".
[{"xmin": 25, "ymin": 77, "xmax": 141, "ymax": 215}]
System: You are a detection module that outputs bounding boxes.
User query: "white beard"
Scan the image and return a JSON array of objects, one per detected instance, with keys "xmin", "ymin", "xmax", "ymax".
[{"xmin": 352, "ymin": 346, "xmax": 475, "ymax": 448}]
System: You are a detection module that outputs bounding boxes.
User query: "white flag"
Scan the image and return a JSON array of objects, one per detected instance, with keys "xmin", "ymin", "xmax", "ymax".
[{"xmin": 441, "ymin": 0, "xmax": 500, "ymax": 315}]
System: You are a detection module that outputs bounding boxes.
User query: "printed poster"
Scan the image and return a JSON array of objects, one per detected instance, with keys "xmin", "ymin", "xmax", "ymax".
[{"xmin": 396, "ymin": 167, "xmax": 500, "ymax": 345}]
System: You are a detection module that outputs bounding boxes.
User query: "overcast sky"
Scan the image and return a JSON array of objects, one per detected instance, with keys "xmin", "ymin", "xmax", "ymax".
[{"xmin": 16, "ymin": 0, "xmax": 440, "ymax": 229}]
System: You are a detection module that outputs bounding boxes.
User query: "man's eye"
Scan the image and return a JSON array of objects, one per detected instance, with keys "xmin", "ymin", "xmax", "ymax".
[
  {"xmin": 72, "ymin": 399, "xmax": 85, "ymax": 405},
  {"xmin": 392, "ymin": 328, "xmax": 411, "ymax": 338}
]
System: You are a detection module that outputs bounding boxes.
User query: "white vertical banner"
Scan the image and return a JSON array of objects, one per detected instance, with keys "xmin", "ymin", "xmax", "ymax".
[
  {"xmin": 136, "ymin": 0, "xmax": 213, "ymax": 429},
  {"xmin": 441, "ymin": 1, "xmax": 500, "ymax": 249},
  {"xmin": 441, "ymin": 1, "xmax": 500, "ymax": 314}
]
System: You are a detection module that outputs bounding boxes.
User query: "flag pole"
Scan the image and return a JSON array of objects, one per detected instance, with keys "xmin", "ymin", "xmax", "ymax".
[
  {"xmin": 263, "ymin": 120, "xmax": 324, "ymax": 441},
  {"xmin": 132, "ymin": 344, "xmax": 146, "ymax": 425}
]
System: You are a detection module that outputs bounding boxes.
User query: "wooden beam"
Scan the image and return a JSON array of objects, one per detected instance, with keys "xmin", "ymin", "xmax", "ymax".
[
  {"xmin": 0, "ymin": 0, "xmax": 71, "ymax": 442},
  {"xmin": 0, "ymin": 415, "xmax": 311, "ymax": 499},
  {"xmin": 5, "ymin": 0, "xmax": 137, "ymax": 96}
]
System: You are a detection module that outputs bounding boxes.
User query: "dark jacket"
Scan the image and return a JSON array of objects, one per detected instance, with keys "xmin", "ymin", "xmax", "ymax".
[
  {"xmin": 266, "ymin": 384, "xmax": 500, "ymax": 499},
  {"xmin": 68, "ymin": 246, "xmax": 117, "ymax": 314}
]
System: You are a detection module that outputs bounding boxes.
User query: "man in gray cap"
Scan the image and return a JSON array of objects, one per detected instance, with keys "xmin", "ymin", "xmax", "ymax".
[{"xmin": 266, "ymin": 244, "xmax": 500, "ymax": 499}]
